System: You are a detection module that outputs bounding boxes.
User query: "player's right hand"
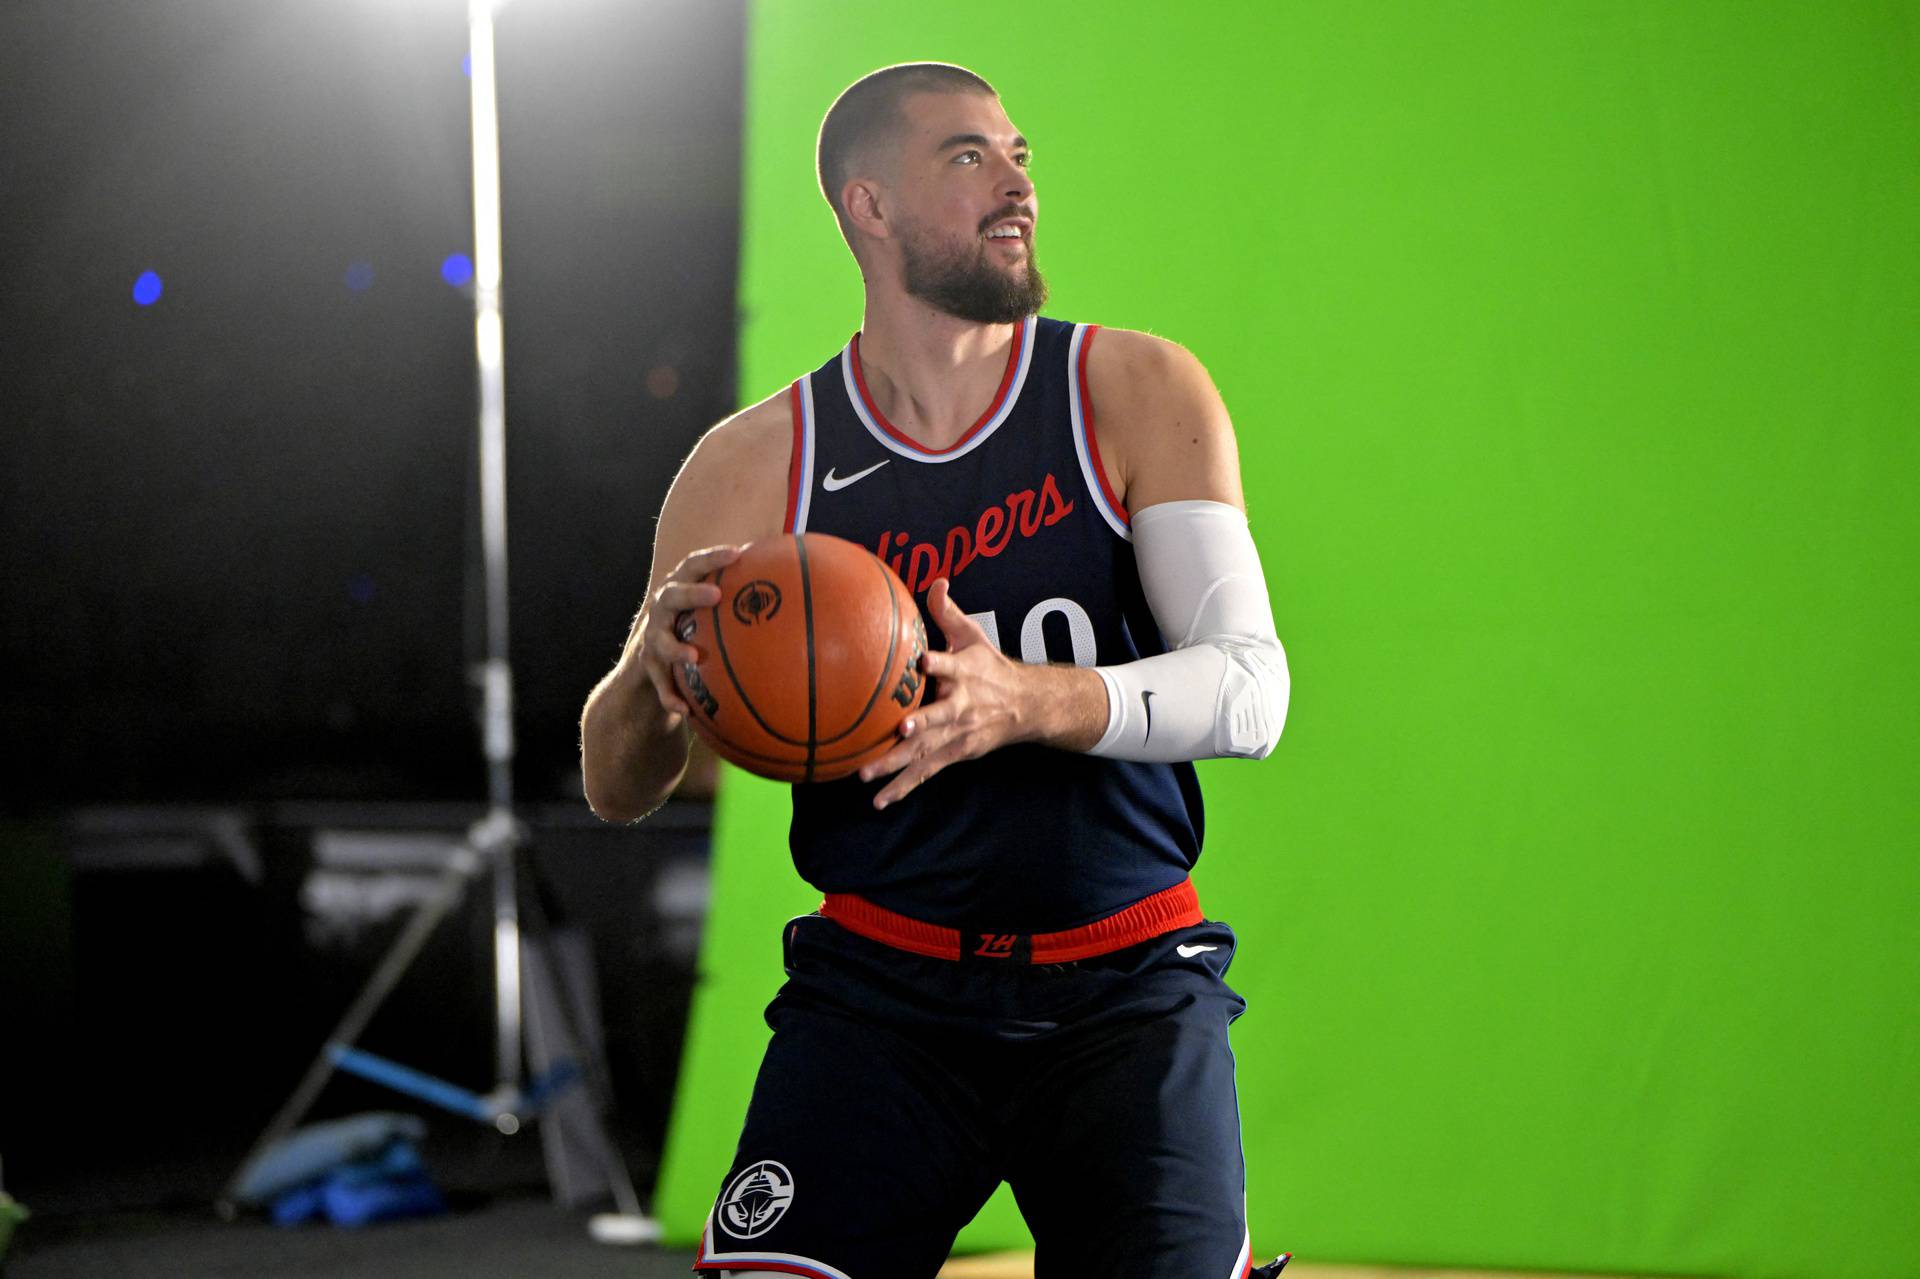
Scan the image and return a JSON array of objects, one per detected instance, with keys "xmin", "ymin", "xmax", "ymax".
[{"xmin": 634, "ymin": 544, "xmax": 743, "ymax": 730}]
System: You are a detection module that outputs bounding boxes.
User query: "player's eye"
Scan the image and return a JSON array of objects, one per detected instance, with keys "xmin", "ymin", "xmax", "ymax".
[{"xmin": 954, "ymin": 150, "xmax": 980, "ymax": 165}]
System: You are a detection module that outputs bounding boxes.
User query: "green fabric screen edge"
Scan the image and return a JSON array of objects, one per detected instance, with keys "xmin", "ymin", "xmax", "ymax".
[{"xmin": 652, "ymin": 4, "xmax": 1920, "ymax": 1277}]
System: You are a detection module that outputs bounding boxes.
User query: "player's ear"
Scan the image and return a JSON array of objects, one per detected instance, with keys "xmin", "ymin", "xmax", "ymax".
[{"xmin": 843, "ymin": 178, "xmax": 892, "ymax": 241}]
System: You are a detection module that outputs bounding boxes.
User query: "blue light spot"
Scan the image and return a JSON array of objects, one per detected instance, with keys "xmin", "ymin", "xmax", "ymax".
[
  {"xmin": 348, "ymin": 573, "xmax": 376, "ymax": 605},
  {"xmin": 132, "ymin": 271, "xmax": 163, "ymax": 306},
  {"xmin": 441, "ymin": 253, "xmax": 474, "ymax": 287},
  {"xmin": 344, "ymin": 261, "xmax": 375, "ymax": 292},
  {"xmin": 462, "ymin": 52, "xmax": 472, "ymax": 77}
]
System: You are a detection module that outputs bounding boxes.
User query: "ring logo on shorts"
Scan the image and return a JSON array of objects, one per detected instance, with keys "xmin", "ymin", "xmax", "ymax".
[{"xmin": 718, "ymin": 1160, "xmax": 795, "ymax": 1239}]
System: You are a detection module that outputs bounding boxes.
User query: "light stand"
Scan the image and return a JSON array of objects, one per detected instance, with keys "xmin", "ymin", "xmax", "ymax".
[{"xmin": 221, "ymin": 2, "xmax": 658, "ymax": 1242}]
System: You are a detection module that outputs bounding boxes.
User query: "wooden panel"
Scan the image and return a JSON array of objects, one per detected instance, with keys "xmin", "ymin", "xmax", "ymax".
[{"xmin": 939, "ymin": 1256, "xmax": 1678, "ymax": 1279}]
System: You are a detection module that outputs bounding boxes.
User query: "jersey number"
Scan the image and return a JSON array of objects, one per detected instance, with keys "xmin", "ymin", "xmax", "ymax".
[{"xmin": 966, "ymin": 597, "xmax": 1098, "ymax": 667}]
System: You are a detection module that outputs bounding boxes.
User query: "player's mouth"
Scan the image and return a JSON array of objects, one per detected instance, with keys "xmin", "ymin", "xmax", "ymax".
[{"xmin": 982, "ymin": 217, "xmax": 1032, "ymax": 247}]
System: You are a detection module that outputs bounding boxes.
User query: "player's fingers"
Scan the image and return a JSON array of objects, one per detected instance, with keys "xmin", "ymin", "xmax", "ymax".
[
  {"xmin": 640, "ymin": 617, "xmax": 702, "ymax": 671},
  {"xmin": 920, "ymin": 649, "xmax": 958, "ymax": 678},
  {"xmin": 926, "ymin": 579, "xmax": 987, "ymax": 647},
  {"xmin": 857, "ymin": 738, "xmax": 919, "ymax": 784},
  {"xmin": 873, "ymin": 737, "xmax": 971, "ymax": 808},
  {"xmin": 856, "ymin": 706, "xmax": 958, "ymax": 784},
  {"xmin": 643, "ymin": 661, "xmax": 689, "ymax": 724},
  {"xmin": 676, "ymin": 544, "xmax": 744, "ymax": 580},
  {"xmin": 652, "ymin": 580, "xmax": 723, "ymax": 613},
  {"xmin": 897, "ymin": 698, "xmax": 958, "ymax": 737},
  {"xmin": 873, "ymin": 759, "xmax": 924, "ymax": 807},
  {"xmin": 640, "ymin": 617, "xmax": 702, "ymax": 697}
]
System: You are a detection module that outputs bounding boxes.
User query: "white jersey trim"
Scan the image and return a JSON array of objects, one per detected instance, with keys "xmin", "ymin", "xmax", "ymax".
[
  {"xmin": 698, "ymin": 1212, "xmax": 852, "ymax": 1279},
  {"xmin": 1068, "ymin": 323, "xmax": 1132, "ymax": 540},
  {"xmin": 792, "ymin": 375, "xmax": 816, "ymax": 533},
  {"xmin": 1229, "ymin": 1226, "xmax": 1253, "ymax": 1277},
  {"xmin": 839, "ymin": 315, "xmax": 1035, "ymax": 463}
]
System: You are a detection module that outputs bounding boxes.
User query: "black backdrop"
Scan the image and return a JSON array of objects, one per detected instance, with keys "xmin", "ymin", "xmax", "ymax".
[{"xmin": 1, "ymin": 0, "xmax": 744, "ymax": 808}]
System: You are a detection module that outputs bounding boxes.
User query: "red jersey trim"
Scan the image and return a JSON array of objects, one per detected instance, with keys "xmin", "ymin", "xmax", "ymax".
[
  {"xmin": 848, "ymin": 316, "xmax": 1029, "ymax": 457},
  {"xmin": 1076, "ymin": 324, "xmax": 1129, "ymax": 527}
]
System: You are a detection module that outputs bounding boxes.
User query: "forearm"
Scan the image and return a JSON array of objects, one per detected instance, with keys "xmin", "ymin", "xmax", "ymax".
[
  {"xmin": 580, "ymin": 618, "xmax": 692, "ymax": 822},
  {"xmin": 1014, "ymin": 661, "xmax": 1110, "ymax": 753}
]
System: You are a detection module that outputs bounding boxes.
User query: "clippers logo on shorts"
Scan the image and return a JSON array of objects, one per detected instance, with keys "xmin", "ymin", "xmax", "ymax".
[{"xmin": 718, "ymin": 1160, "xmax": 795, "ymax": 1239}]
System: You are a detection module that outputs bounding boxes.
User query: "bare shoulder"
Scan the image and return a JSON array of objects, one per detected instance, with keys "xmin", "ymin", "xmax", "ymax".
[
  {"xmin": 1081, "ymin": 327, "xmax": 1242, "ymax": 512},
  {"xmin": 1085, "ymin": 326, "xmax": 1211, "ymax": 388},
  {"xmin": 650, "ymin": 387, "xmax": 795, "ymax": 582},
  {"xmin": 683, "ymin": 387, "xmax": 792, "ymax": 479}
]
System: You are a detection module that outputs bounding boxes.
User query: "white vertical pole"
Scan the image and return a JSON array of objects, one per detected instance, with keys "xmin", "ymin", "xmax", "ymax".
[{"xmin": 466, "ymin": 0, "xmax": 521, "ymax": 1100}]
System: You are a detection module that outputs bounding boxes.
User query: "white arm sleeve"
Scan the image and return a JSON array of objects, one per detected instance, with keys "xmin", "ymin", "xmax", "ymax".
[{"xmin": 1087, "ymin": 499, "xmax": 1289, "ymax": 762}]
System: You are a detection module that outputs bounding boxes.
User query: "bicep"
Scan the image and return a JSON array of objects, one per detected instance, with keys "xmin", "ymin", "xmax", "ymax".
[
  {"xmin": 1089, "ymin": 332, "xmax": 1246, "ymax": 516},
  {"xmin": 642, "ymin": 403, "xmax": 793, "ymax": 606}
]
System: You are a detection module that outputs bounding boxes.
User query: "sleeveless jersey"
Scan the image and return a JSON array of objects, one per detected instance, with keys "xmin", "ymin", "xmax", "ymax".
[{"xmin": 781, "ymin": 314, "xmax": 1204, "ymax": 933}]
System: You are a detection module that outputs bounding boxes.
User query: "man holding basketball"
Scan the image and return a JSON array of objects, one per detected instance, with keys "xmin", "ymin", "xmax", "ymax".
[{"xmin": 581, "ymin": 62, "xmax": 1290, "ymax": 1279}]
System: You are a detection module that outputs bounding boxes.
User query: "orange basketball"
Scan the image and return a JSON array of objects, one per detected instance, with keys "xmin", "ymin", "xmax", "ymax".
[{"xmin": 671, "ymin": 533, "xmax": 928, "ymax": 783}]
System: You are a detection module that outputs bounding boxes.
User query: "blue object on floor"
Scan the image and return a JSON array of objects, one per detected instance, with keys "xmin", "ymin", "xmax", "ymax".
[
  {"xmin": 268, "ymin": 1137, "xmax": 447, "ymax": 1228},
  {"xmin": 236, "ymin": 1111, "xmax": 428, "ymax": 1205}
]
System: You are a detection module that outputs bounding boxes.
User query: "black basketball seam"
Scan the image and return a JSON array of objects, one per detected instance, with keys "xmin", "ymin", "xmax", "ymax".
[
  {"xmin": 813, "ymin": 554, "xmax": 901, "ymax": 747},
  {"xmin": 697, "ymin": 539, "xmax": 904, "ymax": 774},
  {"xmin": 708, "ymin": 561, "xmax": 801, "ymax": 747},
  {"xmin": 797, "ymin": 534, "xmax": 818, "ymax": 784},
  {"xmin": 815, "ymin": 718, "xmax": 917, "ymax": 765},
  {"xmin": 701, "ymin": 717, "xmax": 911, "ymax": 772}
]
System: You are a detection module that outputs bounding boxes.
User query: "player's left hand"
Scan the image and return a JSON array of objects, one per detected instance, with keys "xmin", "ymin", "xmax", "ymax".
[{"xmin": 859, "ymin": 577, "xmax": 1034, "ymax": 809}]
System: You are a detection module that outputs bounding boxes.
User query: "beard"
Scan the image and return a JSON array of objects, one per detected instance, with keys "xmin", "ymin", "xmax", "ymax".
[{"xmin": 898, "ymin": 219, "xmax": 1048, "ymax": 324}]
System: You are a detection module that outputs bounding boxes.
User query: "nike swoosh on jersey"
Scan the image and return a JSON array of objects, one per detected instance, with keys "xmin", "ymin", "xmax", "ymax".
[
  {"xmin": 1176, "ymin": 943, "xmax": 1218, "ymax": 958},
  {"xmin": 821, "ymin": 459, "xmax": 889, "ymax": 492}
]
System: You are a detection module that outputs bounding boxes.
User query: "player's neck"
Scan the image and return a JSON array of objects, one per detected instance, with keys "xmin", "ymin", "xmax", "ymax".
[{"xmin": 855, "ymin": 293, "xmax": 1019, "ymax": 451}]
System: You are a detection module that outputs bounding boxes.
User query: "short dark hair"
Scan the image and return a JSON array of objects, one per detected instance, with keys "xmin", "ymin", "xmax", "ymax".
[{"xmin": 817, "ymin": 62, "xmax": 998, "ymax": 240}]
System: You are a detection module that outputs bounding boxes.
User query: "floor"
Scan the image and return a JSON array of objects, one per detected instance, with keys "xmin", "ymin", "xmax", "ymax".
[
  {"xmin": 942, "ymin": 1259, "xmax": 1650, "ymax": 1279},
  {"xmin": 2, "ymin": 1113, "xmax": 1657, "ymax": 1279}
]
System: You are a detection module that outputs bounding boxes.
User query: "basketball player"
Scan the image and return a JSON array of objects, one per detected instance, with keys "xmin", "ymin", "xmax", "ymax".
[{"xmin": 581, "ymin": 63, "xmax": 1290, "ymax": 1278}]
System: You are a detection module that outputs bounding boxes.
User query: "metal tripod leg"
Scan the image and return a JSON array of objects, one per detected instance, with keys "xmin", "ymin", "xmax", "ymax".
[
  {"xmin": 217, "ymin": 840, "xmax": 484, "ymax": 1215},
  {"xmin": 513, "ymin": 869, "xmax": 653, "ymax": 1229}
]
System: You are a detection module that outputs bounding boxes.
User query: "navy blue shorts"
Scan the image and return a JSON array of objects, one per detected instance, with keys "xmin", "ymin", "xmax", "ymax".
[{"xmin": 693, "ymin": 913, "xmax": 1252, "ymax": 1279}]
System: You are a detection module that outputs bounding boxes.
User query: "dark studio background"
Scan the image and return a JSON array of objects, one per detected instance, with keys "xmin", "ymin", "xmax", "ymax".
[{"xmin": 0, "ymin": 0, "xmax": 744, "ymax": 1226}]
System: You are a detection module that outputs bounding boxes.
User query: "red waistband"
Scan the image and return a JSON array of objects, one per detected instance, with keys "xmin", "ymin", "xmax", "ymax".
[{"xmin": 818, "ymin": 878, "xmax": 1203, "ymax": 964}]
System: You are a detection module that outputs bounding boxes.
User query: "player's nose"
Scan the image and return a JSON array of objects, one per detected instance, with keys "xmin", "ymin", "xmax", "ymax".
[{"xmin": 992, "ymin": 153, "xmax": 1032, "ymax": 202}]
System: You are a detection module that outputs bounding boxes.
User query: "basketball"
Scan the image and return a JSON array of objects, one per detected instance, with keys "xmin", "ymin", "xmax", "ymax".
[{"xmin": 671, "ymin": 533, "xmax": 927, "ymax": 783}]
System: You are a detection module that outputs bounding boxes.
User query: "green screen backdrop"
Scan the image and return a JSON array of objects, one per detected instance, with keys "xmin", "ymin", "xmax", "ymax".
[{"xmin": 652, "ymin": 5, "xmax": 1920, "ymax": 1277}]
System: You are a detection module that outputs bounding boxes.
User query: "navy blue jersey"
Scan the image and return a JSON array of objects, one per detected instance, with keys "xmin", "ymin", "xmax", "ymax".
[{"xmin": 780, "ymin": 315, "xmax": 1204, "ymax": 933}]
